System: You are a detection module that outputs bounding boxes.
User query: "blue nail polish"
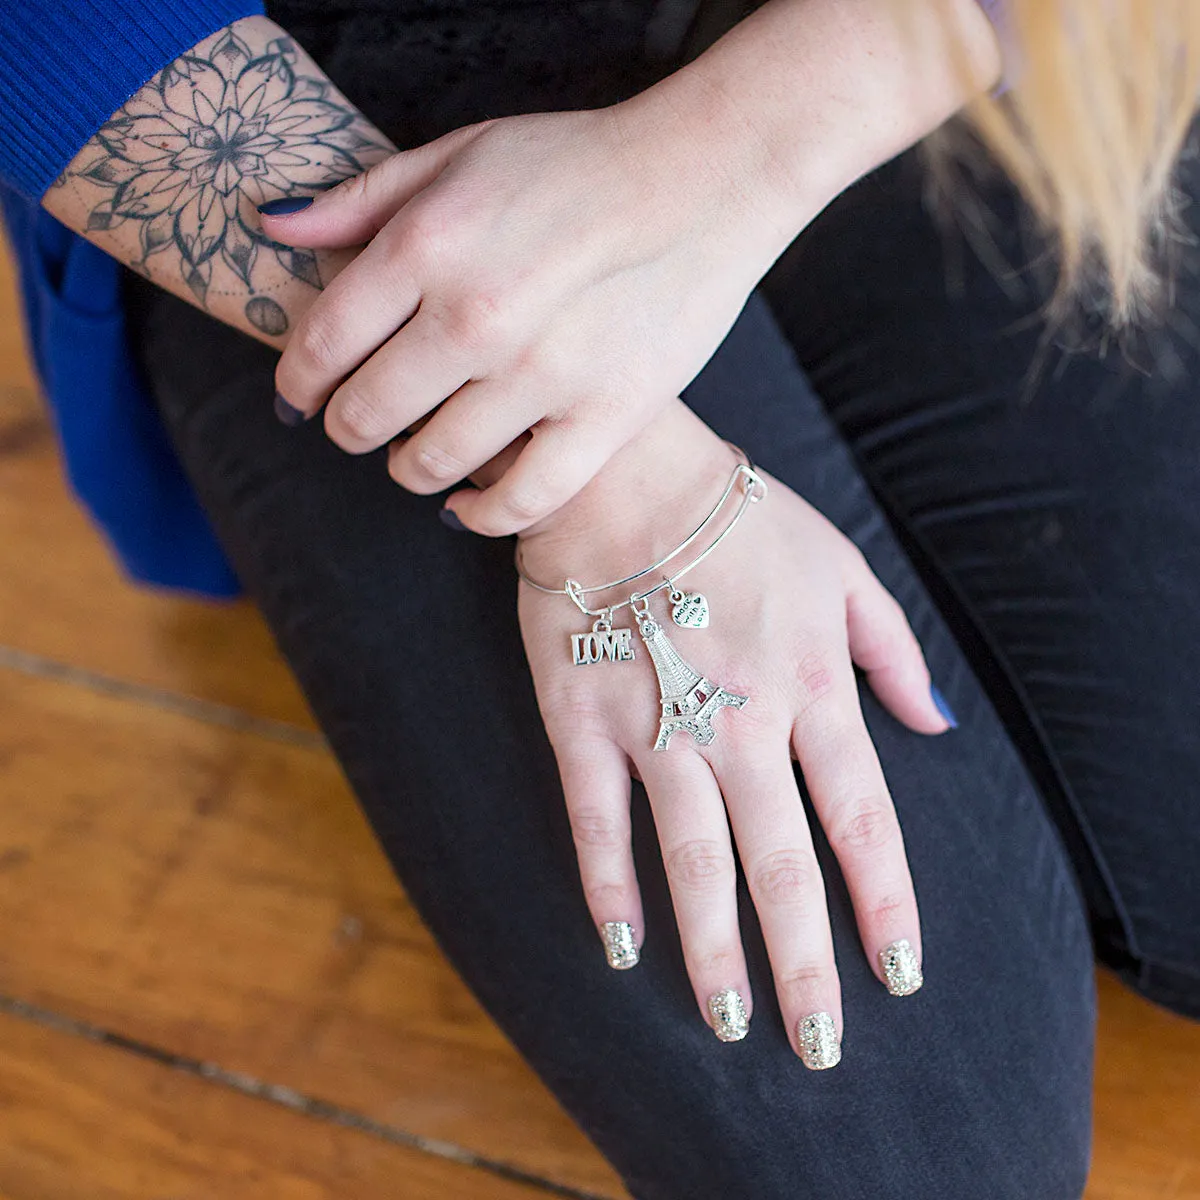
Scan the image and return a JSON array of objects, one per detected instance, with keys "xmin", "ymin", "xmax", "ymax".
[
  {"xmin": 257, "ymin": 195, "xmax": 314, "ymax": 216},
  {"xmin": 274, "ymin": 392, "xmax": 305, "ymax": 426},
  {"xmin": 930, "ymin": 683, "xmax": 959, "ymax": 729},
  {"xmin": 439, "ymin": 506, "xmax": 469, "ymax": 532}
]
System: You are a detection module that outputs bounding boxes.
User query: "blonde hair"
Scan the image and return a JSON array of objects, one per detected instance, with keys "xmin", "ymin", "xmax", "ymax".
[{"xmin": 940, "ymin": 0, "xmax": 1200, "ymax": 324}]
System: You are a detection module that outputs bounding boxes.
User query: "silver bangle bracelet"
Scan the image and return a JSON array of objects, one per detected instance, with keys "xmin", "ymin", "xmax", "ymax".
[{"xmin": 514, "ymin": 443, "xmax": 765, "ymax": 616}]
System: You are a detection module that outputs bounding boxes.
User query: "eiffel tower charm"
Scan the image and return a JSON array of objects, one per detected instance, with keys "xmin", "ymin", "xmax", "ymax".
[{"xmin": 633, "ymin": 604, "xmax": 748, "ymax": 752}]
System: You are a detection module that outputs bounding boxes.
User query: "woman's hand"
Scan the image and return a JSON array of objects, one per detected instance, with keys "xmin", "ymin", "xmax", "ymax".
[
  {"xmin": 258, "ymin": 87, "xmax": 803, "ymax": 537},
  {"xmin": 515, "ymin": 400, "xmax": 951, "ymax": 1063}
]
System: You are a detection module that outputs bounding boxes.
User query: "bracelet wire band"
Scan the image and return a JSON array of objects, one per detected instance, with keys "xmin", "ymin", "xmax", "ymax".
[{"xmin": 514, "ymin": 444, "xmax": 766, "ymax": 618}]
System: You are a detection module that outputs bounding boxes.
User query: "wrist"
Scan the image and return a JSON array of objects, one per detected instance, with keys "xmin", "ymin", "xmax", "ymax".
[
  {"xmin": 626, "ymin": 54, "xmax": 838, "ymax": 259},
  {"xmin": 517, "ymin": 402, "xmax": 739, "ymax": 586},
  {"xmin": 631, "ymin": 0, "xmax": 1001, "ymax": 251}
]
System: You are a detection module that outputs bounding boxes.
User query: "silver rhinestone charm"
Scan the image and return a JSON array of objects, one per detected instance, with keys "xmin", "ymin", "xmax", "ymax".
[{"xmin": 634, "ymin": 606, "xmax": 747, "ymax": 752}]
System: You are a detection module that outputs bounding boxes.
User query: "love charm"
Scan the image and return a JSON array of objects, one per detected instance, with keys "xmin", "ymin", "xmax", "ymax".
[{"xmin": 572, "ymin": 620, "xmax": 636, "ymax": 666}]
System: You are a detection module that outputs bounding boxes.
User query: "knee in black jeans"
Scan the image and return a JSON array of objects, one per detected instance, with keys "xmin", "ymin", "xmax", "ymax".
[{"xmin": 126, "ymin": 278, "xmax": 1097, "ymax": 1198}]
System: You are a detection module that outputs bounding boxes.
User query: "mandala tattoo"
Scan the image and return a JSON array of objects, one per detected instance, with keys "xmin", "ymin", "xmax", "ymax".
[{"xmin": 64, "ymin": 28, "xmax": 388, "ymax": 335}]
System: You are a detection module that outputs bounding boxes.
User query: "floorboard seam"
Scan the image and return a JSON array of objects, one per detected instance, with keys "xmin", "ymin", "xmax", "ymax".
[
  {"xmin": 0, "ymin": 992, "xmax": 618, "ymax": 1200},
  {"xmin": 0, "ymin": 644, "xmax": 326, "ymax": 751}
]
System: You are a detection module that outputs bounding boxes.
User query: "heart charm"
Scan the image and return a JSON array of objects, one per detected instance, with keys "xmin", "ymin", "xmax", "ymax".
[{"xmin": 671, "ymin": 591, "xmax": 710, "ymax": 629}]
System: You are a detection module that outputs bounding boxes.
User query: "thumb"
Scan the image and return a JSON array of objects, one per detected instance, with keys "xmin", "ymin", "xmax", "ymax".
[{"xmin": 255, "ymin": 121, "xmax": 489, "ymax": 248}]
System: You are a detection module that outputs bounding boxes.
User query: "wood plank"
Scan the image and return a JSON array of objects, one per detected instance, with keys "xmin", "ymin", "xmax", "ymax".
[
  {"xmin": 0, "ymin": 235, "xmax": 33, "ymax": 394},
  {"xmin": 0, "ymin": 1010, "xmax": 555, "ymax": 1200},
  {"xmin": 0, "ymin": 667, "xmax": 625, "ymax": 1198},
  {"xmin": 1087, "ymin": 971, "xmax": 1200, "ymax": 1200},
  {"xmin": 0, "ymin": 239, "xmax": 315, "ymax": 728}
]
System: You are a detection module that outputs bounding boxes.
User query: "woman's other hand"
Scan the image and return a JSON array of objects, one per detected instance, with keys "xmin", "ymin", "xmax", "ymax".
[
  {"xmin": 258, "ymin": 93, "xmax": 800, "ymax": 537},
  {"xmin": 514, "ymin": 400, "xmax": 952, "ymax": 1062}
]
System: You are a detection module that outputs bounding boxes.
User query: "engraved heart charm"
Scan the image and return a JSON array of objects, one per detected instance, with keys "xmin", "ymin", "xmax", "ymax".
[{"xmin": 671, "ymin": 591, "xmax": 710, "ymax": 629}]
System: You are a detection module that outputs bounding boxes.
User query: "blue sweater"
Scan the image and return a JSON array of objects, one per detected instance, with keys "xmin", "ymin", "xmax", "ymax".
[
  {"xmin": 0, "ymin": 0, "xmax": 265, "ymax": 598},
  {"xmin": 1, "ymin": 0, "xmax": 1007, "ymax": 600}
]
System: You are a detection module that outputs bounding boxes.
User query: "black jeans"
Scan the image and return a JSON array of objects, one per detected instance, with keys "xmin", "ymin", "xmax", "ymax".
[{"xmin": 122, "ymin": 2, "xmax": 1200, "ymax": 1195}]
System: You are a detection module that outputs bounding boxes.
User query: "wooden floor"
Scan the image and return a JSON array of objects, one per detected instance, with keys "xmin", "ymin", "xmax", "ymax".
[{"xmin": 0, "ymin": 243, "xmax": 1197, "ymax": 1200}]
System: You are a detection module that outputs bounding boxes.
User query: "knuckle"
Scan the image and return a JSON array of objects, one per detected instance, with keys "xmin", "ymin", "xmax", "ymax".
[
  {"xmin": 443, "ymin": 291, "xmax": 513, "ymax": 356},
  {"xmin": 399, "ymin": 203, "xmax": 454, "ymax": 263},
  {"xmin": 828, "ymin": 798, "xmax": 900, "ymax": 855},
  {"xmin": 338, "ymin": 166, "xmax": 373, "ymax": 210},
  {"xmin": 664, "ymin": 839, "xmax": 734, "ymax": 893},
  {"xmin": 332, "ymin": 386, "xmax": 392, "ymax": 444},
  {"xmin": 411, "ymin": 440, "xmax": 468, "ymax": 485},
  {"xmin": 794, "ymin": 649, "xmax": 840, "ymax": 710},
  {"xmin": 582, "ymin": 879, "xmax": 630, "ymax": 910},
  {"xmin": 357, "ymin": 160, "xmax": 410, "ymax": 228},
  {"xmin": 692, "ymin": 946, "xmax": 743, "ymax": 979},
  {"xmin": 470, "ymin": 470, "xmax": 561, "ymax": 536},
  {"xmin": 570, "ymin": 808, "xmax": 629, "ymax": 850},
  {"xmin": 751, "ymin": 850, "xmax": 819, "ymax": 907},
  {"xmin": 295, "ymin": 315, "xmax": 345, "ymax": 375},
  {"xmin": 778, "ymin": 963, "xmax": 827, "ymax": 993},
  {"xmin": 499, "ymin": 485, "xmax": 550, "ymax": 527},
  {"xmin": 868, "ymin": 891, "xmax": 911, "ymax": 927}
]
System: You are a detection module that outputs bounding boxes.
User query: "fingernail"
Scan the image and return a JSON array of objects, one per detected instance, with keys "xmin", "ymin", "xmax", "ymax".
[
  {"xmin": 274, "ymin": 392, "xmax": 305, "ymax": 426},
  {"xmin": 796, "ymin": 1012, "xmax": 841, "ymax": 1070},
  {"xmin": 601, "ymin": 921, "xmax": 639, "ymax": 970},
  {"xmin": 257, "ymin": 195, "xmax": 315, "ymax": 216},
  {"xmin": 707, "ymin": 988, "xmax": 749, "ymax": 1042},
  {"xmin": 438, "ymin": 506, "xmax": 469, "ymax": 532},
  {"xmin": 878, "ymin": 938, "xmax": 924, "ymax": 997},
  {"xmin": 930, "ymin": 683, "xmax": 958, "ymax": 729}
]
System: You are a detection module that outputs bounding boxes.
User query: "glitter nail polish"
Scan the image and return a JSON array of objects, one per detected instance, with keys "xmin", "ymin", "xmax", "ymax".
[
  {"xmin": 879, "ymin": 938, "xmax": 924, "ymax": 997},
  {"xmin": 601, "ymin": 921, "xmax": 639, "ymax": 970},
  {"xmin": 707, "ymin": 988, "xmax": 749, "ymax": 1042},
  {"xmin": 796, "ymin": 1012, "xmax": 841, "ymax": 1070}
]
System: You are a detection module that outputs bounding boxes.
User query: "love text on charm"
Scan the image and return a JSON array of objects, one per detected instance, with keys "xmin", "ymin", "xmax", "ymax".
[{"xmin": 572, "ymin": 627, "xmax": 636, "ymax": 666}]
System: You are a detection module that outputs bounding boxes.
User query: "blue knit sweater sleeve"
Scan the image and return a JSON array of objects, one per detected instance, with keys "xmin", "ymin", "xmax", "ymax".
[{"xmin": 0, "ymin": 0, "xmax": 265, "ymax": 200}]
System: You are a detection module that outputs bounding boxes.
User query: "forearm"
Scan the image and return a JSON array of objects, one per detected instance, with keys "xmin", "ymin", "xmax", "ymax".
[
  {"xmin": 626, "ymin": 0, "xmax": 1002, "ymax": 252},
  {"xmin": 40, "ymin": 16, "xmax": 394, "ymax": 346}
]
